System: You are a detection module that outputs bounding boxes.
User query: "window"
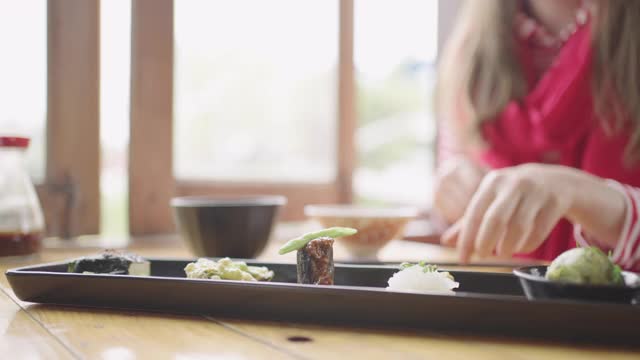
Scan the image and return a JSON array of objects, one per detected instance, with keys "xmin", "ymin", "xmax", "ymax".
[
  {"xmin": 129, "ymin": 0, "xmax": 354, "ymax": 233},
  {"xmin": 174, "ymin": 0, "xmax": 339, "ymax": 183},
  {"xmin": 0, "ymin": 0, "xmax": 460, "ymax": 239},
  {"xmin": 1, "ymin": 0, "xmax": 101, "ymax": 238},
  {"xmin": 14, "ymin": 0, "xmax": 458, "ymax": 236},
  {"xmin": 128, "ymin": 0, "xmax": 463, "ymax": 234}
]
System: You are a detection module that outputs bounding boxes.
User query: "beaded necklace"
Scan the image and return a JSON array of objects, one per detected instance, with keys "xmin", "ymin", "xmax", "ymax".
[{"xmin": 515, "ymin": 0, "xmax": 590, "ymax": 49}]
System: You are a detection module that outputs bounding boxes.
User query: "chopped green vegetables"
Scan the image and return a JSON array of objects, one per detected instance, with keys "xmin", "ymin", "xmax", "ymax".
[
  {"xmin": 184, "ymin": 257, "xmax": 274, "ymax": 281},
  {"xmin": 399, "ymin": 261, "xmax": 455, "ymax": 281},
  {"xmin": 278, "ymin": 227, "xmax": 357, "ymax": 255}
]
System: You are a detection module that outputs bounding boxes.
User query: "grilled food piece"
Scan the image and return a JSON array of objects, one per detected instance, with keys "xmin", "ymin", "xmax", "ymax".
[
  {"xmin": 67, "ymin": 250, "xmax": 150, "ymax": 276},
  {"xmin": 296, "ymin": 237, "xmax": 334, "ymax": 285}
]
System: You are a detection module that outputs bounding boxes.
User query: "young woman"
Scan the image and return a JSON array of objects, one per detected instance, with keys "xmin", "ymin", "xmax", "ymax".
[{"xmin": 434, "ymin": 0, "xmax": 640, "ymax": 270}]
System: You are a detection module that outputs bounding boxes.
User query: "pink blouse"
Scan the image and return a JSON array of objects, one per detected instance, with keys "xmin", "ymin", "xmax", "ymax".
[{"xmin": 437, "ymin": 8, "xmax": 640, "ymax": 271}]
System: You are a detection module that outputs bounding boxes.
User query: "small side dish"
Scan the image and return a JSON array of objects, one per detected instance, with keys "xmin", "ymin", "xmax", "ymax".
[
  {"xmin": 386, "ymin": 262, "xmax": 459, "ymax": 294},
  {"xmin": 304, "ymin": 204, "xmax": 418, "ymax": 259},
  {"xmin": 184, "ymin": 257, "xmax": 274, "ymax": 281},
  {"xmin": 67, "ymin": 250, "xmax": 150, "ymax": 276},
  {"xmin": 279, "ymin": 227, "xmax": 357, "ymax": 285},
  {"xmin": 514, "ymin": 246, "xmax": 640, "ymax": 304}
]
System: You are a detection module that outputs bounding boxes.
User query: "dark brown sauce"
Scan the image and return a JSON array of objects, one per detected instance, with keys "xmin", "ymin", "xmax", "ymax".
[{"xmin": 0, "ymin": 232, "xmax": 42, "ymax": 256}]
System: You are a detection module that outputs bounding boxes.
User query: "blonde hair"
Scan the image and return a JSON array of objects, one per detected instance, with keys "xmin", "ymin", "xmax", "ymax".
[{"xmin": 437, "ymin": 0, "xmax": 640, "ymax": 161}]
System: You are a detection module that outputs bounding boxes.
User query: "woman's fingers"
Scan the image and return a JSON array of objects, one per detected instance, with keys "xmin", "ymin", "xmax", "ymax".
[
  {"xmin": 436, "ymin": 184, "xmax": 472, "ymax": 221},
  {"xmin": 496, "ymin": 189, "xmax": 545, "ymax": 257},
  {"xmin": 441, "ymin": 221, "xmax": 462, "ymax": 247},
  {"xmin": 435, "ymin": 170, "xmax": 484, "ymax": 224},
  {"xmin": 457, "ymin": 177, "xmax": 498, "ymax": 263},
  {"xmin": 474, "ymin": 189, "xmax": 522, "ymax": 258},
  {"xmin": 434, "ymin": 158, "xmax": 488, "ymax": 225},
  {"xmin": 445, "ymin": 164, "xmax": 576, "ymax": 262},
  {"xmin": 516, "ymin": 197, "xmax": 562, "ymax": 254}
]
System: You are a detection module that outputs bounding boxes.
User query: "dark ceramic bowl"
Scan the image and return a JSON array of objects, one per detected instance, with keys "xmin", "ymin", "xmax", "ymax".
[
  {"xmin": 171, "ymin": 196, "xmax": 286, "ymax": 258},
  {"xmin": 514, "ymin": 266, "xmax": 640, "ymax": 305}
]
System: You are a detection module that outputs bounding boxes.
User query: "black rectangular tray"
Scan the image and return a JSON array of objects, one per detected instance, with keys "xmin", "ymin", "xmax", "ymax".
[{"xmin": 6, "ymin": 258, "xmax": 640, "ymax": 345}]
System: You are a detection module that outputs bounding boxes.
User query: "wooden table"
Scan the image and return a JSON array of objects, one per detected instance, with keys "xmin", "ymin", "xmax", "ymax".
[{"xmin": 1, "ymin": 224, "xmax": 638, "ymax": 359}]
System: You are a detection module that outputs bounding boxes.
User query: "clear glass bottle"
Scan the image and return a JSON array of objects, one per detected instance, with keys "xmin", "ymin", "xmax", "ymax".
[{"xmin": 0, "ymin": 136, "xmax": 44, "ymax": 256}]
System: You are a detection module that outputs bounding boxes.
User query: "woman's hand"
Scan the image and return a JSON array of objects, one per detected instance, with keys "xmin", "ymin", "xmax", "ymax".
[
  {"xmin": 433, "ymin": 157, "xmax": 487, "ymax": 224},
  {"xmin": 441, "ymin": 164, "xmax": 627, "ymax": 263}
]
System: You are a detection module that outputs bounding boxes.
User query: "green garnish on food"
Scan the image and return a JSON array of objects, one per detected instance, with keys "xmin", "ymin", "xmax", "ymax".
[
  {"xmin": 387, "ymin": 261, "xmax": 459, "ymax": 293},
  {"xmin": 400, "ymin": 261, "xmax": 455, "ymax": 281},
  {"xmin": 184, "ymin": 257, "xmax": 274, "ymax": 281},
  {"xmin": 545, "ymin": 246, "xmax": 624, "ymax": 286},
  {"xmin": 278, "ymin": 227, "xmax": 357, "ymax": 255}
]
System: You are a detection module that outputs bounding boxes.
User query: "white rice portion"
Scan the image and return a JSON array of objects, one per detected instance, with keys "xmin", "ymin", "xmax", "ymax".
[{"xmin": 386, "ymin": 265, "xmax": 459, "ymax": 294}]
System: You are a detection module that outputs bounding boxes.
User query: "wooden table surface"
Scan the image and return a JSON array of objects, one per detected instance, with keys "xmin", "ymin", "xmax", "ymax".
[{"xmin": 1, "ymin": 223, "xmax": 639, "ymax": 360}]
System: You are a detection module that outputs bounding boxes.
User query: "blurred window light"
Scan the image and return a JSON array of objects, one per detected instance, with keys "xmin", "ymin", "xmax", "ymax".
[
  {"xmin": 354, "ymin": 0, "xmax": 438, "ymax": 207},
  {"xmin": 174, "ymin": 0, "xmax": 339, "ymax": 183},
  {"xmin": 100, "ymin": 0, "xmax": 131, "ymax": 237},
  {"xmin": 0, "ymin": 0, "xmax": 47, "ymax": 183}
]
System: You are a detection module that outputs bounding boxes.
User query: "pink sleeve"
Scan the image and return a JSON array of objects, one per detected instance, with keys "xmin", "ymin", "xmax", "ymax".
[
  {"xmin": 479, "ymin": 25, "xmax": 594, "ymax": 163},
  {"xmin": 574, "ymin": 181, "xmax": 640, "ymax": 272}
]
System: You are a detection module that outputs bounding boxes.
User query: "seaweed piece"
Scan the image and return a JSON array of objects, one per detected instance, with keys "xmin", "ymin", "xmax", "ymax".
[{"xmin": 68, "ymin": 250, "xmax": 150, "ymax": 276}]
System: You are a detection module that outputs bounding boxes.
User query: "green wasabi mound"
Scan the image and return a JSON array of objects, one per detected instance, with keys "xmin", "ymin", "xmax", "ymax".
[{"xmin": 545, "ymin": 247, "xmax": 623, "ymax": 286}]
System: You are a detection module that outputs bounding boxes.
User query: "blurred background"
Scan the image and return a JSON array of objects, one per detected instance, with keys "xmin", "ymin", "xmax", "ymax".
[{"xmin": 0, "ymin": 0, "xmax": 459, "ymax": 240}]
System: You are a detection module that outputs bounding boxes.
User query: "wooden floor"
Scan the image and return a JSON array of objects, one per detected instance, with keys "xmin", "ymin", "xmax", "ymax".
[{"xmin": 1, "ymin": 225, "xmax": 639, "ymax": 359}]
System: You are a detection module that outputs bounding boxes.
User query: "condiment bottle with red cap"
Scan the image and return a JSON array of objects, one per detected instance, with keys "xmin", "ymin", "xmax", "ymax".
[{"xmin": 0, "ymin": 136, "xmax": 44, "ymax": 256}]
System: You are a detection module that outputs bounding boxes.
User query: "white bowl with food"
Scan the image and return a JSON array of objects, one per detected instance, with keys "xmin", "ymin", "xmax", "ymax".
[{"xmin": 304, "ymin": 204, "xmax": 419, "ymax": 259}]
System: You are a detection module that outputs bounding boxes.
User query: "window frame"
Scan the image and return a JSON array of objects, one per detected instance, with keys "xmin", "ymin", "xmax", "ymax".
[
  {"xmin": 36, "ymin": 0, "xmax": 101, "ymax": 238},
  {"xmin": 127, "ymin": 0, "xmax": 459, "ymax": 235},
  {"xmin": 31, "ymin": 0, "xmax": 460, "ymax": 237},
  {"xmin": 129, "ymin": 0, "xmax": 175, "ymax": 235}
]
